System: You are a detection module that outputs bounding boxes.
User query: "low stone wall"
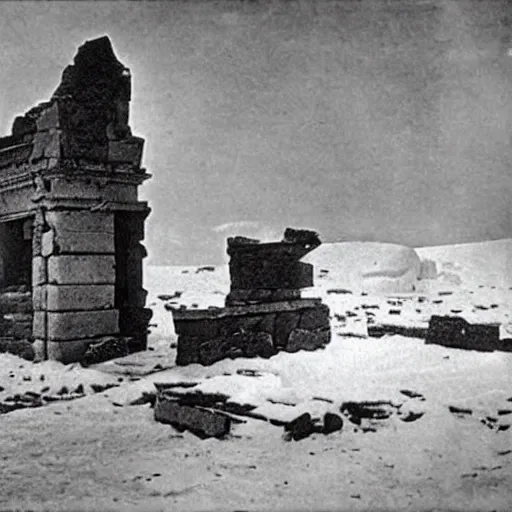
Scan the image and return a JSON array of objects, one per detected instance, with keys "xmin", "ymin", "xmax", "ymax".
[
  {"xmin": 425, "ymin": 315, "xmax": 500, "ymax": 352},
  {"xmin": 174, "ymin": 299, "xmax": 331, "ymax": 366},
  {"xmin": 0, "ymin": 288, "xmax": 34, "ymax": 360}
]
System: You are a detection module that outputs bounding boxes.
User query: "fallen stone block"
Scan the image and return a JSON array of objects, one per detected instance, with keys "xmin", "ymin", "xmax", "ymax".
[
  {"xmin": 284, "ymin": 412, "xmax": 318, "ymax": 441},
  {"xmin": 154, "ymin": 394, "xmax": 231, "ymax": 439},
  {"xmin": 425, "ymin": 316, "xmax": 499, "ymax": 352},
  {"xmin": 322, "ymin": 412, "xmax": 343, "ymax": 434}
]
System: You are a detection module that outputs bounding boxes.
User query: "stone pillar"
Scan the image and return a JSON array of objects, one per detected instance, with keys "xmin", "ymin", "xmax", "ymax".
[{"xmin": 33, "ymin": 209, "xmax": 119, "ymax": 362}]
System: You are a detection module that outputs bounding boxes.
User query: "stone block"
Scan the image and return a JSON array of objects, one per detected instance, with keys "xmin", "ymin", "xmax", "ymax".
[
  {"xmin": 46, "ymin": 211, "xmax": 114, "ymax": 234},
  {"xmin": 274, "ymin": 311, "xmax": 301, "ymax": 348},
  {"xmin": 36, "ymin": 102, "xmax": 60, "ymax": 131},
  {"xmin": 32, "ymin": 286, "xmax": 47, "ymax": 311},
  {"xmin": 286, "ymin": 328, "xmax": 329, "ymax": 353},
  {"xmin": 229, "ymin": 260, "xmax": 313, "ymax": 290},
  {"xmin": 299, "ymin": 304, "xmax": 330, "ymax": 331},
  {"xmin": 176, "ymin": 336, "xmax": 202, "ymax": 366},
  {"xmin": 33, "ymin": 311, "xmax": 46, "ymax": 338},
  {"xmin": 171, "ymin": 317, "xmax": 220, "ymax": 339},
  {"xmin": 198, "ymin": 331, "xmax": 275, "ymax": 366},
  {"xmin": 32, "ymin": 256, "xmax": 47, "ymax": 286},
  {"xmin": 47, "ymin": 255, "xmax": 115, "ymax": 285},
  {"xmin": 118, "ymin": 307, "xmax": 152, "ymax": 336},
  {"xmin": 55, "ymin": 231, "xmax": 114, "ymax": 254},
  {"xmin": 41, "ymin": 229, "xmax": 55, "ymax": 257},
  {"xmin": 30, "ymin": 130, "xmax": 61, "ymax": 161},
  {"xmin": 32, "ymin": 339, "xmax": 46, "ymax": 362},
  {"xmin": 425, "ymin": 316, "xmax": 499, "ymax": 352},
  {"xmin": 46, "ymin": 339, "xmax": 92, "ymax": 364},
  {"xmin": 46, "ymin": 284, "xmax": 115, "ymax": 311},
  {"xmin": 154, "ymin": 394, "xmax": 231, "ymax": 439},
  {"xmin": 108, "ymin": 137, "xmax": 144, "ymax": 167},
  {"xmin": 46, "ymin": 309, "xmax": 119, "ymax": 340}
]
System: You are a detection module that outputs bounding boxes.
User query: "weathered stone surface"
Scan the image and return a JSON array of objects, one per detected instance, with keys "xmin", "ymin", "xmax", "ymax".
[
  {"xmin": 0, "ymin": 338, "xmax": 34, "ymax": 361},
  {"xmin": 298, "ymin": 303, "xmax": 330, "ymax": 331},
  {"xmin": 55, "ymin": 231, "xmax": 115, "ymax": 255},
  {"xmin": 154, "ymin": 394, "xmax": 231, "ymax": 439},
  {"xmin": 108, "ymin": 138, "xmax": 144, "ymax": 166},
  {"xmin": 286, "ymin": 328, "xmax": 329, "ymax": 353},
  {"xmin": 32, "ymin": 311, "xmax": 46, "ymax": 338},
  {"xmin": 46, "ymin": 211, "xmax": 114, "ymax": 234},
  {"xmin": 0, "ymin": 291, "xmax": 32, "ymax": 314},
  {"xmin": 47, "ymin": 255, "xmax": 115, "ymax": 284},
  {"xmin": 46, "ymin": 339, "xmax": 92, "ymax": 364},
  {"xmin": 173, "ymin": 318, "xmax": 221, "ymax": 339},
  {"xmin": 425, "ymin": 315, "xmax": 499, "ymax": 352},
  {"xmin": 274, "ymin": 311, "xmax": 301, "ymax": 348},
  {"xmin": 323, "ymin": 412, "xmax": 343, "ymax": 434},
  {"xmin": 284, "ymin": 412, "xmax": 317, "ymax": 441},
  {"xmin": 176, "ymin": 336, "xmax": 202, "ymax": 366},
  {"xmin": 82, "ymin": 336, "xmax": 129, "ymax": 366},
  {"xmin": 171, "ymin": 299, "xmax": 323, "ymax": 321},
  {"xmin": 32, "ymin": 286, "xmax": 47, "ymax": 311},
  {"xmin": 46, "ymin": 284, "xmax": 115, "ymax": 311},
  {"xmin": 225, "ymin": 288, "xmax": 301, "ymax": 306},
  {"xmin": 46, "ymin": 309, "xmax": 119, "ymax": 340},
  {"xmin": 230, "ymin": 260, "xmax": 313, "ymax": 291},
  {"xmin": 32, "ymin": 256, "xmax": 47, "ymax": 287}
]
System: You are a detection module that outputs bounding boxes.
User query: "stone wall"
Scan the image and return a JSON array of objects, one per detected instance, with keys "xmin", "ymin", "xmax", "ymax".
[{"xmin": 175, "ymin": 299, "xmax": 331, "ymax": 366}]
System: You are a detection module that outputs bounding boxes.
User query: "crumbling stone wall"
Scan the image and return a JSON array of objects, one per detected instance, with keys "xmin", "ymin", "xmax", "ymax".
[{"xmin": 0, "ymin": 36, "xmax": 151, "ymax": 363}]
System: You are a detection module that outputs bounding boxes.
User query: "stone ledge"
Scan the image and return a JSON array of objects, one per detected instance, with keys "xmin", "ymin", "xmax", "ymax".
[{"xmin": 171, "ymin": 298, "xmax": 323, "ymax": 322}]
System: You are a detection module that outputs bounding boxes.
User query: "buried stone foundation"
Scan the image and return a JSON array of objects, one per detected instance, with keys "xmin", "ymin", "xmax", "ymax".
[
  {"xmin": 172, "ymin": 229, "xmax": 331, "ymax": 366},
  {"xmin": 0, "ymin": 36, "xmax": 152, "ymax": 363}
]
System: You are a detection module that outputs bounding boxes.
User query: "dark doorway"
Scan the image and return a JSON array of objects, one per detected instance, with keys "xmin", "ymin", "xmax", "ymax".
[{"xmin": 0, "ymin": 217, "xmax": 33, "ymax": 291}]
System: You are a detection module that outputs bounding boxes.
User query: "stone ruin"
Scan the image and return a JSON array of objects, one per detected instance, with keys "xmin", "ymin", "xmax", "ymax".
[
  {"xmin": 171, "ymin": 228, "xmax": 331, "ymax": 366},
  {"xmin": 0, "ymin": 36, "xmax": 152, "ymax": 364}
]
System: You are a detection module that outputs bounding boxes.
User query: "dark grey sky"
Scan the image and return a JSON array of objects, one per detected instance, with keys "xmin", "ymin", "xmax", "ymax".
[{"xmin": 1, "ymin": 0, "xmax": 511, "ymax": 264}]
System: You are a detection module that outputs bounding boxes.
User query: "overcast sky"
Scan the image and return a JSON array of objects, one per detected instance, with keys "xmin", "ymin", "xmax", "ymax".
[{"xmin": 1, "ymin": 0, "xmax": 511, "ymax": 264}]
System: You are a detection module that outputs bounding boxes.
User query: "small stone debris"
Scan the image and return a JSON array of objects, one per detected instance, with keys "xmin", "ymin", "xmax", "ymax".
[
  {"xmin": 196, "ymin": 266, "xmax": 215, "ymax": 273},
  {"xmin": 283, "ymin": 413, "xmax": 318, "ymax": 441},
  {"xmin": 497, "ymin": 409, "xmax": 512, "ymax": 416},
  {"xmin": 158, "ymin": 291, "xmax": 183, "ymax": 301},
  {"xmin": 399, "ymin": 411, "xmax": 424, "ymax": 422},
  {"xmin": 388, "ymin": 309, "xmax": 401, "ymax": 315},
  {"xmin": 449, "ymin": 405, "xmax": 472, "ymax": 415},
  {"xmin": 327, "ymin": 288, "xmax": 353, "ymax": 295},
  {"xmin": 399, "ymin": 389, "xmax": 424, "ymax": 400},
  {"xmin": 236, "ymin": 369, "xmax": 263, "ymax": 377},
  {"xmin": 129, "ymin": 392, "xmax": 157, "ymax": 407},
  {"xmin": 90, "ymin": 383, "xmax": 119, "ymax": 393}
]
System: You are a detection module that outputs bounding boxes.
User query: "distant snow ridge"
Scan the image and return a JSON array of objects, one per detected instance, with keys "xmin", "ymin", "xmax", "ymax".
[{"xmin": 304, "ymin": 242, "xmax": 423, "ymax": 293}]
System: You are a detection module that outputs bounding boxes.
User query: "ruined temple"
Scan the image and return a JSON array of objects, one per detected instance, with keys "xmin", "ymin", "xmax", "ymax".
[{"xmin": 0, "ymin": 36, "xmax": 151, "ymax": 363}]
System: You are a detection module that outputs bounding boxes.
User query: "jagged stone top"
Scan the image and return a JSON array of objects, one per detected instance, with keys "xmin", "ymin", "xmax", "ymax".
[
  {"xmin": 52, "ymin": 35, "xmax": 131, "ymax": 105},
  {"xmin": 0, "ymin": 35, "xmax": 144, "ymax": 170}
]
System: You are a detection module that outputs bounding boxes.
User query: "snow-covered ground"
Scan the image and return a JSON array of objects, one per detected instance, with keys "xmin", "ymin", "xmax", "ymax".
[{"xmin": 1, "ymin": 239, "xmax": 511, "ymax": 511}]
